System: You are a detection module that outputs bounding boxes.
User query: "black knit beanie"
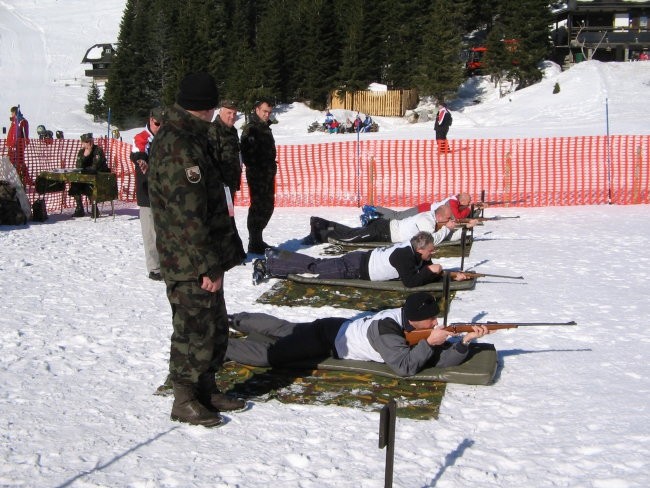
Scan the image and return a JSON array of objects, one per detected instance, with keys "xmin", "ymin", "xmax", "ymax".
[
  {"xmin": 176, "ymin": 72, "xmax": 219, "ymax": 111},
  {"xmin": 403, "ymin": 292, "xmax": 440, "ymax": 321}
]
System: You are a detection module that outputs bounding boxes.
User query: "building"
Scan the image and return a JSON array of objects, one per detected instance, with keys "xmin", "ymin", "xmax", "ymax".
[
  {"xmin": 551, "ymin": 1, "xmax": 650, "ymax": 63},
  {"xmin": 81, "ymin": 43, "xmax": 117, "ymax": 82}
]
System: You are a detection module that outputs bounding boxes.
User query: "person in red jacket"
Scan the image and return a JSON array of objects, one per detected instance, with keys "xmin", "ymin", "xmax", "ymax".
[
  {"xmin": 131, "ymin": 107, "xmax": 163, "ymax": 280},
  {"xmin": 6, "ymin": 106, "xmax": 32, "ymax": 185},
  {"xmin": 434, "ymin": 103, "xmax": 453, "ymax": 153},
  {"xmin": 360, "ymin": 193, "xmax": 485, "ymax": 224}
]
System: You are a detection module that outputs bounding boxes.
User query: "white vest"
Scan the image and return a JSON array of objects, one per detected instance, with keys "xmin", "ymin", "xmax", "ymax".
[
  {"xmin": 366, "ymin": 241, "xmax": 410, "ymax": 281},
  {"xmin": 334, "ymin": 308, "xmax": 403, "ymax": 362}
]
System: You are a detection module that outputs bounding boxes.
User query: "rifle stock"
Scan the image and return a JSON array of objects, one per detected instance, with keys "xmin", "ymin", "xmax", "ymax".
[{"xmin": 405, "ymin": 321, "xmax": 577, "ymax": 346}]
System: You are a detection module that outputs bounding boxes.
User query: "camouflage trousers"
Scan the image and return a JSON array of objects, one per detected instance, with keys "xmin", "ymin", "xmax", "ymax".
[{"xmin": 166, "ymin": 281, "xmax": 229, "ymax": 385}]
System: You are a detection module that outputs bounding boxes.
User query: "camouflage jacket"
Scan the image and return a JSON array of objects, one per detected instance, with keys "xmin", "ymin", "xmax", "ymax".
[
  {"xmin": 148, "ymin": 104, "xmax": 245, "ymax": 282},
  {"xmin": 240, "ymin": 111, "xmax": 276, "ymax": 169},
  {"xmin": 208, "ymin": 116, "xmax": 242, "ymax": 192},
  {"xmin": 76, "ymin": 145, "xmax": 109, "ymax": 172}
]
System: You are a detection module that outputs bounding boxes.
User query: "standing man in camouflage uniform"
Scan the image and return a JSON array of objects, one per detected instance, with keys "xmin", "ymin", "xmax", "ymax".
[
  {"xmin": 149, "ymin": 72, "xmax": 246, "ymax": 428},
  {"xmin": 240, "ymin": 98, "xmax": 277, "ymax": 254},
  {"xmin": 209, "ymin": 100, "xmax": 244, "ymax": 252}
]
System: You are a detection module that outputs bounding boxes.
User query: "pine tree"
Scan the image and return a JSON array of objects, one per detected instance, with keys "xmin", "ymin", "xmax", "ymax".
[
  {"xmin": 415, "ymin": 0, "xmax": 466, "ymax": 102},
  {"xmin": 484, "ymin": 0, "xmax": 551, "ymax": 89},
  {"xmin": 85, "ymin": 82, "xmax": 106, "ymax": 122}
]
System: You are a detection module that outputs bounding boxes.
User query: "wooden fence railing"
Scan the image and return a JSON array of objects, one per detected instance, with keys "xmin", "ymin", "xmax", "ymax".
[
  {"xmin": 3, "ymin": 135, "xmax": 648, "ymax": 211},
  {"xmin": 330, "ymin": 89, "xmax": 419, "ymax": 117}
]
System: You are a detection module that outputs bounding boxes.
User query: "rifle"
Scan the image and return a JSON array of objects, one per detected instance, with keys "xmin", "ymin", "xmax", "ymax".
[
  {"xmin": 456, "ymin": 216, "xmax": 520, "ymax": 224},
  {"xmin": 405, "ymin": 321, "xmax": 577, "ymax": 346},
  {"xmin": 453, "ymin": 270, "xmax": 524, "ymax": 280},
  {"xmin": 479, "ymin": 199, "xmax": 527, "ymax": 206}
]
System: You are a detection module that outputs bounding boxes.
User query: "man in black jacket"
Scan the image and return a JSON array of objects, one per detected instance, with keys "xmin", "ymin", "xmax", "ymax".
[
  {"xmin": 252, "ymin": 231, "xmax": 469, "ymax": 286},
  {"xmin": 240, "ymin": 98, "xmax": 277, "ymax": 254}
]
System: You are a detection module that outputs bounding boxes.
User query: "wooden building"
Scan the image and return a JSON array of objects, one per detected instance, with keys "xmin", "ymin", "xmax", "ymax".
[
  {"xmin": 81, "ymin": 43, "xmax": 117, "ymax": 82},
  {"xmin": 551, "ymin": 1, "xmax": 650, "ymax": 64}
]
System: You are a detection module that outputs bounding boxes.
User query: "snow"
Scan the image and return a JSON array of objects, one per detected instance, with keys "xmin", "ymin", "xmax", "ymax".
[{"xmin": 1, "ymin": 2, "xmax": 650, "ymax": 487}]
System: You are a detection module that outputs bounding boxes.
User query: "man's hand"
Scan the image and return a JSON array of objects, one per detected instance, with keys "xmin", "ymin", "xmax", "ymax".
[
  {"xmin": 200, "ymin": 274, "xmax": 223, "ymax": 293},
  {"xmin": 426, "ymin": 328, "xmax": 453, "ymax": 346},
  {"xmin": 449, "ymin": 271, "xmax": 469, "ymax": 281},
  {"xmin": 462, "ymin": 325, "xmax": 494, "ymax": 344},
  {"xmin": 427, "ymin": 263, "xmax": 443, "ymax": 274}
]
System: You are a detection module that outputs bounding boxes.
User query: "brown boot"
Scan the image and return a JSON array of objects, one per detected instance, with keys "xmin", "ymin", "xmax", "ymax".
[
  {"xmin": 198, "ymin": 373, "xmax": 247, "ymax": 412},
  {"xmin": 170, "ymin": 382, "xmax": 224, "ymax": 427}
]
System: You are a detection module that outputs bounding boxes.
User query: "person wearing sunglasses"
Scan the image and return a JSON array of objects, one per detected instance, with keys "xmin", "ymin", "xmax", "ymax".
[{"xmin": 131, "ymin": 106, "xmax": 163, "ymax": 280}]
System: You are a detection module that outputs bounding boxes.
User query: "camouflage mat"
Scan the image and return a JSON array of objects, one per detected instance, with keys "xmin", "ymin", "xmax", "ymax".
[
  {"xmin": 215, "ymin": 361, "xmax": 447, "ymax": 420},
  {"xmin": 287, "ymin": 274, "xmax": 476, "ymax": 292},
  {"xmin": 213, "ymin": 344, "xmax": 497, "ymax": 420},
  {"xmin": 323, "ymin": 237, "xmax": 473, "ymax": 258},
  {"xmin": 256, "ymin": 278, "xmax": 456, "ymax": 311}
]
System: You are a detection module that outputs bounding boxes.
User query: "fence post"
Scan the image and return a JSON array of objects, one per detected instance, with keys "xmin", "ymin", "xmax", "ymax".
[{"xmin": 378, "ymin": 399, "xmax": 397, "ymax": 488}]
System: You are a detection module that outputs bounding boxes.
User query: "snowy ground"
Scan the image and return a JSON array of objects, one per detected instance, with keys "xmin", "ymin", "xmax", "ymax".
[{"xmin": 2, "ymin": 1, "xmax": 650, "ymax": 487}]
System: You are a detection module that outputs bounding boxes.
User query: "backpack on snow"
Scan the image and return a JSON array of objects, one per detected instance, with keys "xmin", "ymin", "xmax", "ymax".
[{"xmin": 32, "ymin": 198, "xmax": 48, "ymax": 222}]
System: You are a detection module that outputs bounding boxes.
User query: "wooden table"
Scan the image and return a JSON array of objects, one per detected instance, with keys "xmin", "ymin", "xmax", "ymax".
[{"xmin": 35, "ymin": 169, "xmax": 118, "ymax": 221}]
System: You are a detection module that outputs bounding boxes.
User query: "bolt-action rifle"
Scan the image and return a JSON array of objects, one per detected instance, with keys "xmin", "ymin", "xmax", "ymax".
[
  {"xmin": 452, "ymin": 270, "xmax": 524, "ymax": 280},
  {"xmin": 456, "ymin": 216, "xmax": 520, "ymax": 224},
  {"xmin": 405, "ymin": 321, "xmax": 577, "ymax": 346},
  {"xmin": 478, "ymin": 199, "xmax": 527, "ymax": 206}
]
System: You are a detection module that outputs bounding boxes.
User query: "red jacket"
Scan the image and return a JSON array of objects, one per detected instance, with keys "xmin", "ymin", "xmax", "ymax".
[{"xmin": 6, "ymin": 117, "xmax": 29, "ymax": 147}]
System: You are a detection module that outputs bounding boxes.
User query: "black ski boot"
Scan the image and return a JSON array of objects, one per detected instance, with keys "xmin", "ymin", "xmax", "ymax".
[{"xmin": 73, "ymin": 196, "xmax": 85, "ymax": 217}]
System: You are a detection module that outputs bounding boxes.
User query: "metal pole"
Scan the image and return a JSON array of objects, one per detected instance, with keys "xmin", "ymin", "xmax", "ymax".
[
  {"xmin": 605, "ymin": 98, "xmax": 612, "ymax": 204},
  {"xmin": 356, "ymin": 128, "xmax": 361, "ymax": 207},
  {"xmin": 378, "ymin": 399, "xmax": 396, "ymax": 488}
]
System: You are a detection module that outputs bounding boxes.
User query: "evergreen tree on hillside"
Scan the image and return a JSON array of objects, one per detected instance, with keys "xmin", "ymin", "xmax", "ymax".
[
  {"xmin": 484, "ymin": 0, "xmax": 551, "ymax": 89},
  {"xmin": 285, "ymin": 0, "xmax": 340, "ymax": 108},
  {"xmin": 379, "ymin": 0, "xmax": 425, "ymax": 88},
  {"xmin": 104, "ymin": 0, "xmax": 155, "ymax": 128},
  {"xmin": 223, "ymin": 0, "xmax": 258, "ymax": 112},
  {"xmin": 415, "ymin": 0, "xmax": 465, "ymax": 102},
  {"xmin": 85, "ymin": 82, "xmax": 106, "ymax": 122},
  {"xmin": 334, "ymin": 1, "xmax": 371, "ymax": 91}
]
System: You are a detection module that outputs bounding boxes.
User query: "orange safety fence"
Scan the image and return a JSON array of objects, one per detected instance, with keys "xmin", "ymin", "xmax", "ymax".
[{"xmin": 2, "ymin": 135, "xmax": 648, "ymax": 210}]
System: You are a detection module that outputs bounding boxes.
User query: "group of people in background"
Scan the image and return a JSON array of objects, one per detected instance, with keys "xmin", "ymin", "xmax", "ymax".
[{"xmin": 322, "ymin": 110, "xmax": 374, "ymax": 133}]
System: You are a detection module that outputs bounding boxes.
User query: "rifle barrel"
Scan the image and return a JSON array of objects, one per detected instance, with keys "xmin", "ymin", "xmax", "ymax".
[{"xmin": 463, "ymin": 271, "xmax": 525, "ymax": 280}]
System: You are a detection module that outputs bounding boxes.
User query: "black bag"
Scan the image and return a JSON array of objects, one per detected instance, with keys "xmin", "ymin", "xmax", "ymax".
[
  {"xmin": 32, "ymin": 199, "xmax": 48, "ymax": 222},
  {"xmin": 0, "ymin": 181, "xmax": 27, "ymax": 225}
]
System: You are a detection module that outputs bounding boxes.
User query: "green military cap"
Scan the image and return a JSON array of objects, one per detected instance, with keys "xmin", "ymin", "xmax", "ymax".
[
  {"xmin": 220, "ymin": 99, "xmax": 237, "ymax": 110},
  {"xmin": 80, "ymin": 133, "xmax": 93, "ymax": 142}
]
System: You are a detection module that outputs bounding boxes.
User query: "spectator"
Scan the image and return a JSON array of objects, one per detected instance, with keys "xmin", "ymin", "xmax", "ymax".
[
  {"xmin": 131, "ymin": 107, "xmax": 163, "ymax": 280},
  {"xmin": 240, "ymin": 98, "xmax": 278, "ymax": 254},
  {"xmin": 148, "ymin": 72, "xmax": 246, "ymax": 428},
  {"xmin": 6, "ymin": 106, "xmax": 32, "ymax": 186},
  {"xmin": 209, "ymin": 99, "xmax": 245, "ymax": 254},
  {"xmin": 434, "ymin": 103, "xmax": 453, "ymax": 153}
]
